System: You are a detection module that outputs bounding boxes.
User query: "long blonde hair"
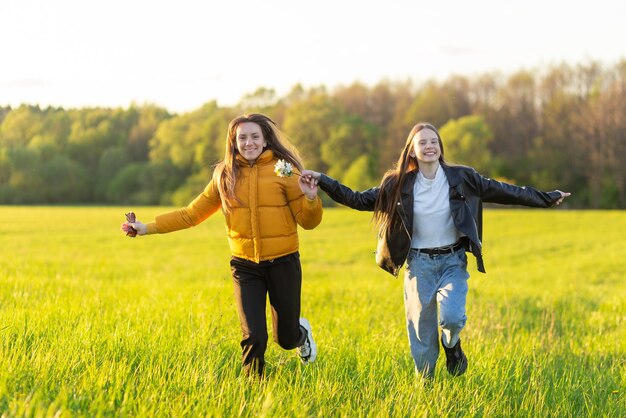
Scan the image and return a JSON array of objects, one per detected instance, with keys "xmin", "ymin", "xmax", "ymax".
[
  {"xmin": 373, "ymin": 122, "xmax": 445, "ymax": 232},
  {"xmin": 215, "ymin": 114, "xmax": 303, "ymax": 212}
]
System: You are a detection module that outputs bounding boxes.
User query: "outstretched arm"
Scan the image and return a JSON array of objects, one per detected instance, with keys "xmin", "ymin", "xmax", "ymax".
[
  {"xmin": 120, "ymin": 179, "xmax": 222, "ymax": 237},
  {"xmin": 301, "ymin": 169, "xmax": 378, "ymax": 211},
  {"xmin": 470, "ymin": 168, "xmax": 571, "ymax": 207}
]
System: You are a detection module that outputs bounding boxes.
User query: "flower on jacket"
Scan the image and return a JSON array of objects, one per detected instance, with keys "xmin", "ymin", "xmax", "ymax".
[{"xmin": 274, "ymin": 159, "xmax": 294, "ymax": 177}]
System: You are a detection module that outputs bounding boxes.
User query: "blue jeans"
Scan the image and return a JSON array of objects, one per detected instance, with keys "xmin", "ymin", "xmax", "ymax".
[{"xmin": 404, "ymin": 248, "xmax": 470, "ymax": 377}]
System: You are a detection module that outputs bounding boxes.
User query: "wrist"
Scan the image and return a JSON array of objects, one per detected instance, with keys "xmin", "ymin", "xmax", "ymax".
[{"xmin": 145, "ymin": 222, "xmax": 158, "ymax": 234}]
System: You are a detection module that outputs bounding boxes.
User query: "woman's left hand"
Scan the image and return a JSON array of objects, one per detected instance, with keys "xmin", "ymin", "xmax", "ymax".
[{"xmin": 555, "ymin": 190, "xmax": 571, "ymax": 205}]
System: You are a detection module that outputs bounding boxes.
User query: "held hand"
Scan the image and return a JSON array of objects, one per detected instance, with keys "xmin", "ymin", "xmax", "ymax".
[
  {"xmin": 300, "ymin": 169, "xmax": 320, "ymax": 187},
  {"xmin": 555, "ymin": 190, "xmax": 571, "ymax": 206},
  {"xmin": 298, "ymin": 174, "xmax": 318, "ymax": 200}
]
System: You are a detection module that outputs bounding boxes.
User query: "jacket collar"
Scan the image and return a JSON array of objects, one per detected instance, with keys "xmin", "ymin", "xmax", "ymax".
[
  {"xmin": 441, "ymin": 163, "xmax": 463, "ymax": 187},
  {"xmin": 235, "ymin": 149, "xmax": 274, "ymax": 167}
]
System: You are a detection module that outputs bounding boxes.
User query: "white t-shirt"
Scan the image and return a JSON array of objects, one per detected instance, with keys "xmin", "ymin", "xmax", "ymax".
[{"xmin": 410, "ymin": 166, "xmax": 462, "ymax": 249}]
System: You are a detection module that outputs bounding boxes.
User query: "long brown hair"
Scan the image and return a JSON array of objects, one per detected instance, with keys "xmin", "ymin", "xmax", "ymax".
[
  {"xmin": 373, "ymin": 122, "xmax": 445, "ymax": 232},
  {"xmin": 215, "ymin": 113, "xmax": 303, "ymax": 212}
]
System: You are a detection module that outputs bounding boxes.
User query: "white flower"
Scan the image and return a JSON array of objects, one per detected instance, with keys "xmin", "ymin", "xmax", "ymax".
[{"xmin": 274, "ymin": 159, "xmax": 294, "ymax": 177}]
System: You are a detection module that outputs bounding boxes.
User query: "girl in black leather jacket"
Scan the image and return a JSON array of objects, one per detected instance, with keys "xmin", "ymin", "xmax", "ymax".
[{"xmin": 302, "ymin": 122, "xmax": 569, "ymax": 379}]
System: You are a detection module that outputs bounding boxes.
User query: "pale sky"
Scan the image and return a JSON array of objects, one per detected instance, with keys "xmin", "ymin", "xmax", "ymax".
[{"xmin": 1, "ymin": 0, "xmax": 625, "ymax": 113}]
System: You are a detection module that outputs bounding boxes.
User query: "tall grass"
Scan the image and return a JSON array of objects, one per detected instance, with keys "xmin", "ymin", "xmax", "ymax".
[{"xmin": 0, "ymin": 207, "xmax": 624, "ymax": 417}]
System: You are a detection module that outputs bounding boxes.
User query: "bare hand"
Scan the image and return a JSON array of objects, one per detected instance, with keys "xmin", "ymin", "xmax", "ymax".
[
  {"xmin": 301, "ymin": 169, "xmax": 320, "ymax": 188},
  {"xmin": 298, "ymin": 173, "xmax": 318, "ymax": 200},
  {"xmin": 555, "ymin": 190, "xmax": 571, "ymax": 205},
  {"xmin": 120, "ymin": 212, "xmax": 148, "ymax": 236},
  {"xmin": 129, "ymin": 221, "xmax": 148, "ymax": 235}
]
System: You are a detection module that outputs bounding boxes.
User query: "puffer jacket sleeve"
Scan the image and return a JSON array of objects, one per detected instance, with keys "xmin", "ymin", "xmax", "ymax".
[
  {"xmin": 468, "ymin": 168, "xmax": 562, "ymax": 207},
  {"xmin": 285, "ymin": 172, "xmax": 322, "ymax": 230},
  {"xmin": 146, "ymin": 179, "xmax": 222, "ymax": 234},
  {"xmin": 318, "ymin": 173, "xmax": 379, "ymax": 211}
]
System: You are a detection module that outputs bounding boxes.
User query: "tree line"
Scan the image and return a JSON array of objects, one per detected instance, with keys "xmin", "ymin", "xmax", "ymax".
[{"xmin": 1, "ymin": 59, "xmax": 625, "ymax": 208}]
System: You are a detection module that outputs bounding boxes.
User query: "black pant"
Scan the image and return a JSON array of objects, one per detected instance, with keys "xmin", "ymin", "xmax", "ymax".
[{"xmin": 230, "ymin": 252, "xmax": 306, "ymax": 377}]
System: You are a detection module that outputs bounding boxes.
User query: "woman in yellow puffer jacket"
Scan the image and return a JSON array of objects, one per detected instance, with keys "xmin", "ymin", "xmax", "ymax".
[{"xmin": 124, "ymin": 114, "xmax": 323, "ymax": 378}]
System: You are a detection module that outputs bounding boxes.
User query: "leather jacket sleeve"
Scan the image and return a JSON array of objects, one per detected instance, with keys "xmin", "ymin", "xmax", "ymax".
[
  {"xmin": 318, "ymin": 173, "xmax": 379, "ymax": 211},
  {"xmin": 318, "ymin": 173, "xmax": 406, "ymax": 276},
  {"xmin": 467, "ymin": 168, "xmax": 562, "ymax": 207}
]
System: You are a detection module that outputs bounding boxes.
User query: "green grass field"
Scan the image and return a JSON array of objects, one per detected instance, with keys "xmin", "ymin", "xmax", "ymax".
[{"xmin": 0, "ymin": 206, "xmax": 624, "ymax": 417}]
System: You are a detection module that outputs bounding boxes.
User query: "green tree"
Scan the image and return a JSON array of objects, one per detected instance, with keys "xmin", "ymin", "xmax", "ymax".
[
  {"xmin": 3, "ymin": 146, "xmax": 42, "ymax": 203},
  {"xmin": 127, "ymin": 105, "xmax": 171, "ymax": 162},
  {"xmin": 95, "ymin": 147, "xmax": 130, "ymax": 201},
  {"xmin": 321, "ymin": 115, "xmax": 378, "ymax": 180},
  {"xmin": 379, "ymin": 80, "xmax": 415, "ymax": 173},
  {"xmin": 488, "ymin": 70, "xmax": 539, "ymax": 182},
  {"xmin": 532, "ymin": 64, "xmax": 586, "ymax": 199},
  {"xmin": 404, "ymin": 77, "xmax": 472, "ymax": 129},
  {"xmin": 149, "ymin": 102, "xmax": 231, "ymax": 172},
  {"xmin": 333, "ymin": 80, "xmax": 402, "ymax": 177},
  {"xmin": 341, "ymin": 155, "xmax": 378, "ymax": 191},
  {"xmin": 0, "ymin": 148, "xmax": 9, "ymax": 184},
  {"xmin": 439, "ymin": 116, "xmax": 496, "ymax": 176},
  {"xmin": 170, "ymin": 171, "xmax": 214, "ymax": 207},
  {"xmin": 283, "ymin": 93, "xmax": 341, "ymax": 171},
  {"xmin": 39, "ymin": 155, "xmax": 89, "ymax": 202},
  {"xmin": 66, "ymin": 108, "xmax": 124, "ymax": 189},
  {"xmin": 0, "ymin": 105, "xmax": 44, "ymax": 148},
  {"xmin": 106, "ymin": 160, "xmax": 187, "ymax": 205}
]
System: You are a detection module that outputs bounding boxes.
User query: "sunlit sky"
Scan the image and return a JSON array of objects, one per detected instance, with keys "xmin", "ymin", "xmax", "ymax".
[{"xmin": 2, "ymin": 0, "xmax": 625, "ymax": 113}]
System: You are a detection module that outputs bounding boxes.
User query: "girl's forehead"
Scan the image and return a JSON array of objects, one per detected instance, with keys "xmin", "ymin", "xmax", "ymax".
[{"xmin": 414, "ymin": 128, "xmax": 438, "ymax": 140}]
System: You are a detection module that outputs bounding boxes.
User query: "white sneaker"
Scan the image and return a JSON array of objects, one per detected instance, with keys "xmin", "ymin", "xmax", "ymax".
[{"xmin": 297, "ymin": 317, "xmax": 317, "ymax": 364}]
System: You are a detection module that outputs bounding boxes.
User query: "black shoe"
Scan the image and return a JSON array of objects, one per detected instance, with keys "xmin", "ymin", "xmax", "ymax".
[{"xmin": 441, "ymin": 337, "xmax": 468, "ymax": 376}]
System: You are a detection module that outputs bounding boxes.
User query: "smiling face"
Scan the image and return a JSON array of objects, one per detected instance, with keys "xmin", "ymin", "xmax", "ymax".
[
  {"xmin": 235, "ymin": 122, "xmax": 267, "ymax": 163},
  {"xmin": 410, "ymin": 128, "xmax": 441, "ymax": 164}
]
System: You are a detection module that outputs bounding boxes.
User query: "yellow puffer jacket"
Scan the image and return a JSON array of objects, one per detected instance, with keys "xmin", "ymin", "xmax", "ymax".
[{"xmin": 145, "ymin": 150, "xmax": 323, "ymax": 262}]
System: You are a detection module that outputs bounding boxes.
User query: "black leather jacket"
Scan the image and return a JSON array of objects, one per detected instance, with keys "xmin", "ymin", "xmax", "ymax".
[{"xmin": 318, "ymin": 164, "xmax": 562, "ymax": 276}]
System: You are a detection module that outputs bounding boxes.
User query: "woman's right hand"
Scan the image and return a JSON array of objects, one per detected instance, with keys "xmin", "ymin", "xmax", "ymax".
[
  {"xmin": 120, "ymin": 219, "xmax": 148, "ymax": 236},
  {"xmin": 301, "ymin": 170, "xmax": 321, "ymax": 187},
  {"xmin": 129, "ymin": 221, "xmax": 147, "ymax": 235}
]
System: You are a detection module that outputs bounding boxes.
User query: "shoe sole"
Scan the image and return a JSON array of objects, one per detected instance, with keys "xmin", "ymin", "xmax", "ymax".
[{"xmin": 299, "ymin": 318, "xmax": 317, "ymax": 363}]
